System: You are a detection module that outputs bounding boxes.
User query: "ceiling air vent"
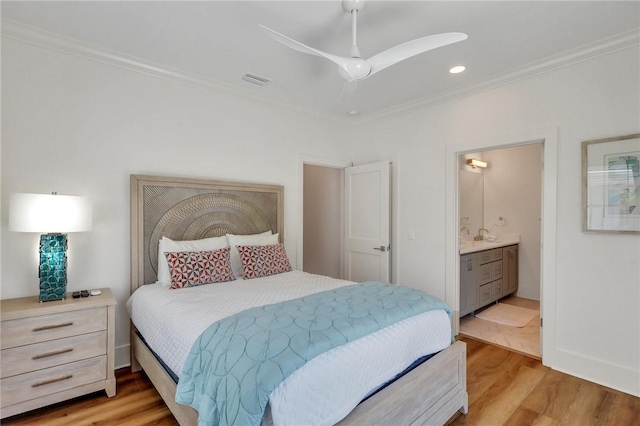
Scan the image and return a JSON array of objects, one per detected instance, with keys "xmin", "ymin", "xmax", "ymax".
[{"xmin": 242, "ymin": 73, "xmax": 270, "ymax": 86}]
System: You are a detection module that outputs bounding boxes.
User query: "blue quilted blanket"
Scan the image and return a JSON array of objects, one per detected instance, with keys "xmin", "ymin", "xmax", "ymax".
[{"xmin": 175, "ymin": 282, "xmax": 451, "ymax": 426}]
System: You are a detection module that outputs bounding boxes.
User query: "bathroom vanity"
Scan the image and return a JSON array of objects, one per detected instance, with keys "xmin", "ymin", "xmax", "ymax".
[{"xmin": 459, "ymin": 240, "xmax": 519, "ymax": 318}]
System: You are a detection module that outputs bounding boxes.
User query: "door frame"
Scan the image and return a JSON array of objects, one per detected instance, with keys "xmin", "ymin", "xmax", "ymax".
[
  {"xmin": 297, "ymin": 154, "xmax": 352, "ymax": 278},
  {"xmin": 445, "ymin": 126, "xmax": 558, "ymax": 366}
]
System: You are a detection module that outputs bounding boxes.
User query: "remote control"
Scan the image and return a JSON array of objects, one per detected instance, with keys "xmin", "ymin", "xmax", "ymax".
[
  {"xmin": 90, "ymin": 289, "xmax": 102, "ymax": 296},
  {"xmin": 80, "ymin": 290, "xmax": 89, "ymax": 298}
]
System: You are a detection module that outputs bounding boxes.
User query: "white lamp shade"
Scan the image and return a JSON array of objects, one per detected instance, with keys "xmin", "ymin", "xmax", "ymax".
[{"xmin": 9, "ymin": 193, "xmax": 92, "ymax": 233}]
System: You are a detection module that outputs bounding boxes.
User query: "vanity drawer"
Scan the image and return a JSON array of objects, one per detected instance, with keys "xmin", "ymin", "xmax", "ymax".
[
  {"xmin": 491, "ymin": 279, "xmax": 503, "ymax": 299},
  {"xmin": 479, "ymin": 264, "xmax": 492, "ymax": 284},
  {"xmin": 1, "ymin": 331, "xmax": 107, "ymax": 379},
  {"xmin": 479, "ymin": 283, "xmax": 492, "ymax": 305},
  {"xmin": 1, "ymin": 308, "xmax": 106, "ymax": 350},
  {"xmin": 477, "ymin": 251, "xmax": 492, "ymax": 265},
  {"xmin": 0, "ymin": 356, "xmax": 106, "ymax": 408},
  {"xmin": 490, "ymin": 248, "xmax": 503, "ymax": 261},
  {"xmin": 491, "ymin": 260, "xmax": 503, "ymax": 280}
]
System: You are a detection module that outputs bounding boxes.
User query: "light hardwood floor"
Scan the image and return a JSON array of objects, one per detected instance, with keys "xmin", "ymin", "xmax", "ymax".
[
  {"xmin": 3, "ymin": 338, "xmax": 638, "ymax": 425},
  {"xmin": 460, "ymin": 296, "xmax": 541, "ymax": 360}
]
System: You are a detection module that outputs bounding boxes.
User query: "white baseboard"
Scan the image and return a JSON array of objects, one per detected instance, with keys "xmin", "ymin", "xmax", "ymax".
[
  {"xmin": 115, "ymin": 344, "xmax": 131, "ymax": 370},
  {"xmin": 553, "ymin": 347, "xmax": 639, "ymax": 397}
]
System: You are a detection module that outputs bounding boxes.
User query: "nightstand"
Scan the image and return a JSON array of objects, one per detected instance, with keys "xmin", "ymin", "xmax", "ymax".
[{"xmin": 0, "ymin": 288, "xmax": 116, "ymax": 418}]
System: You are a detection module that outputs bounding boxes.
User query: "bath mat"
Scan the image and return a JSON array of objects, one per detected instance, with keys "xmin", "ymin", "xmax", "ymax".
[{"xmin": 475, "ymin": 303, "xmax": 538, "ymax": 328}]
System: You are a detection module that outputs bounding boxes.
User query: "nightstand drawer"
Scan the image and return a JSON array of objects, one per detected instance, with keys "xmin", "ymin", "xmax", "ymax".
[
  {"xmin": 0, "ymin": 356, "xmax": 107, "ymax": 408},
  {"xmin": 1, "ymin": 307, "xmax": 106, "ymax": 349},
  {"xmin": 1, "ymin": 331, "xmax": 107, "ymax": 379}
]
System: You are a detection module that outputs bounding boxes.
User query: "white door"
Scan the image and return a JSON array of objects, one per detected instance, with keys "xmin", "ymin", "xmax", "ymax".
[{"xmin": 344, "ymin": 161, "xmax": 391, "ymax": 282}]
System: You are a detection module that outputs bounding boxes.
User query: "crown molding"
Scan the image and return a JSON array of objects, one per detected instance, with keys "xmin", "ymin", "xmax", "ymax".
[
  {"xmin": 0, "ymin": 19, "xmax": 350, "ymax": 125},
  {"xmin": 355, "ymin": 28, "xmax": 640, "ymax": 124}
]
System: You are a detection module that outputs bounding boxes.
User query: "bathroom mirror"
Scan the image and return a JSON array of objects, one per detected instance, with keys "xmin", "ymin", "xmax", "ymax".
[{"xmin": 459, "ymin": 169, "xmax": 483, "ymax": 236}]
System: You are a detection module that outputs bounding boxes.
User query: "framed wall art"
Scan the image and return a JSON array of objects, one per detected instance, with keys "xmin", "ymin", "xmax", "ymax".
[{"xmin": 582, "ymin": 133, "xmax": 640, "ymax": 234}]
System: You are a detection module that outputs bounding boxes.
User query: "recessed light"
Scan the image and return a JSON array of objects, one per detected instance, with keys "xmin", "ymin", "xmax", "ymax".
[{"xmin": 449, "ymin": 66, "xmax": 466, "ymax": 74}]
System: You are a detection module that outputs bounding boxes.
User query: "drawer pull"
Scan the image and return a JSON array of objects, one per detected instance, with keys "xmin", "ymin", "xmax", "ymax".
[
  {"xmin": 32, "ymin": 374, "xmax": 73, "ymax": 388},
  {"xmin": 32, "ymin": 348, "xmax": 73, "ymax": 360},
  {"xmin": 32, "ymin": 322, "xmax": 74, "ymax": 332}
]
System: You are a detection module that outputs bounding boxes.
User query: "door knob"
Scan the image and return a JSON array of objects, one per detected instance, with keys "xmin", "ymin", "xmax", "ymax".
[{"xmin": 373, "ymin": 245, "xmax": 388, "ymax": 252}]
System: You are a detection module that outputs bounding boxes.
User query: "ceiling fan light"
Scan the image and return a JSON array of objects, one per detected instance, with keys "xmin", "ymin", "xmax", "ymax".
[
  {"xmin": 342, "ymin": 58, "xmax": 371, "ymax": 81},
  {"xmin": 449, "ymin": 65, "xmax": 466, "ymax": 74}
]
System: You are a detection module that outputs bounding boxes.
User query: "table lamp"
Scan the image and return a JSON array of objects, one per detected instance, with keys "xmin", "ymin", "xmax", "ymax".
[{"xmin": 9, "ymin": 193, "xmax": 92, "ymax": 302}]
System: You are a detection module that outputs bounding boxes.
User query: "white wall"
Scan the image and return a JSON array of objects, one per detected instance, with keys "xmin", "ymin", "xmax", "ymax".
[
  {"xmin": 350, "ymin": 46, "xmax": 640, "ymax": 396},
  {"xmin": 483, "ymin": 143, "xmax": 543, "ymax": 300},
  {"xmin": 0, "ymin": 37, "xmax": 352, "ymax": 367}
]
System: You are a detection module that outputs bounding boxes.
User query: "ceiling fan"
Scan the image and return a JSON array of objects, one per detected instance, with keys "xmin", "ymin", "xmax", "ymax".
[{"xmin": 260, "ymin": 0, "xmax": 468, "ymax": 82}]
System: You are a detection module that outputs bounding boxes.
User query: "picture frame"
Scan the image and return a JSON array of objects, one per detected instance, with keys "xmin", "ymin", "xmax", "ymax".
[{"xmin": 582, "ymin": 133, "xmax": 640, "ymax": 234}]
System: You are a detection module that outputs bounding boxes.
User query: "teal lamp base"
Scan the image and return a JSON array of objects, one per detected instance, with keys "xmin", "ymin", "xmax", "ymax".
[{"xmin": 39, "ymin": 234, "xmax": 68, "ymax": 302}]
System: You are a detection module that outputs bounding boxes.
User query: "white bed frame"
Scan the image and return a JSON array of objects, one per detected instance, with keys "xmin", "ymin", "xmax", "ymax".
[{"xmin": 129, "ymin": 174, "xmax": 468, "ymax": 425}]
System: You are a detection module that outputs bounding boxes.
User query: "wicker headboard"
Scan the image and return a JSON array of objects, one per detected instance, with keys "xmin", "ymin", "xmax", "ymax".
[{"xmin": 130, "ymin": 175, "xmax": 284, "ymax": 293}]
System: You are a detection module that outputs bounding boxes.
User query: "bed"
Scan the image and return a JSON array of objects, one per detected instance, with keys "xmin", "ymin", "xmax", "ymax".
[{"xmin": 129, "ymin": 174, "xmax": 468, "ymax": 426}]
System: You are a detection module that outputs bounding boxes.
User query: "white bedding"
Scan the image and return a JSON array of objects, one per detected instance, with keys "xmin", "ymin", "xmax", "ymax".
[{"xmin": 127, "ymin": 270, "xmax": 452, "ymax": 425}]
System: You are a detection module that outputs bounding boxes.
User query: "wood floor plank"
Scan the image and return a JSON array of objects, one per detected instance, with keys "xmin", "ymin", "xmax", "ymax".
[
  {"xmin": 531, "ymin": 414, "xmax": 559, "ymax": 426},
  {"xmin": 466, "ymin": 365, "xmax": 546, "ymax": 425},
  {"xmin": 504, "ymin": 406, "xmax": 542, "ymax": 426},
  {"xmin": 465, "ymin": 343, "xmax": 545, "ymax": 407},
  {"xmin": 595, "ymin": 389, "xmax": 640, "ymax": 426},
  {"xmin": 520, "ymin": 368, "xmax": 583, "ymax": 421},
  {"xmin": 559, "ymin": 384, "xmax": 609, "ymax": 426}
]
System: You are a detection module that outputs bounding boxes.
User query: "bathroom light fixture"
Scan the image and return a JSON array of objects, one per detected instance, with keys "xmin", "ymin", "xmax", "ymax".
[
  {"xmin": 467, "ymin": 158, "xmax": 487, "ymax": 168},
  {"xmin": 9, "ymin": 192, "xmax": 92, "ymax": 301},
  {"xmin": 449, "ymin": 65, "xmax": 465, "ymax": 74}
]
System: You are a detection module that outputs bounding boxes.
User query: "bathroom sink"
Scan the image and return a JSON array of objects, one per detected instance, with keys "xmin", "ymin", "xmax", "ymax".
[{"xmin": 459, "ymin": 235, "xmax": 520, "ymax": 253}]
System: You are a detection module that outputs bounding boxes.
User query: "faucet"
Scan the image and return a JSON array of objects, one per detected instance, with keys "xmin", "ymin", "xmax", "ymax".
[{"xmin": 475, "ymin": 228, "xmax": 490, "ymax": 241}]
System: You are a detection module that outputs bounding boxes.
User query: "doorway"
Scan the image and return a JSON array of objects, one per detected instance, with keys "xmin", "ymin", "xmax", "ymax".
[
  {"xmin": 303, "ymin": 164, "xmax": 343, "ymax": 278},
  {"xmin": 297, "ymin": 155, "xmax": 351, "ymax": 279},
  {"xmin": 297, "ymin": 156, "xmax": 392, "ymax": 283},
  {"xmin": 445, "ymin": 126, "xmax": 558, "ymax": 365}
]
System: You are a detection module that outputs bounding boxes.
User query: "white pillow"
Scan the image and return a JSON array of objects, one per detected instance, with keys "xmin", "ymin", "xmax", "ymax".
[
  {"xmin": 227, "ymin": 232, "xmax": 279, "ymax": 278},
  {"xmin": 157, "ymin": 235, "xmax": 229, "ymax": 286}
]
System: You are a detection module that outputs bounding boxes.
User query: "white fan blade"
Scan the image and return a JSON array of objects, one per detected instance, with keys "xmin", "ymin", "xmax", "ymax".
[
  {"xmin": 259, "ymin": 25, "xmax": 323, "ymax": 57},
  {"xmin": 367, "ymin": 32, "xmax": 468, "ymax": 77},
  {"xmin": 259, "ymin": 25, "xmax": 360, "ymax": 78},
  {"xmin": 340, "ymin": 79, "xmax": 358, "ymax": 102}
]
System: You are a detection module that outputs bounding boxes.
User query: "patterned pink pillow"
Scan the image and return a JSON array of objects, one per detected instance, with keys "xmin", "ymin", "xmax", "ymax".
[
  {"xmin": 165, "ymin": 247, "xmax": 235, "ymax": 289},
  {"xmin": 236, "ymin": 244, "xmax": 292, "ymax": 279}
]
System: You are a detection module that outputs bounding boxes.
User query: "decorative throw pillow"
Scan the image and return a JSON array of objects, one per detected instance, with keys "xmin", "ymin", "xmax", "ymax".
[
  {"xmin": 236, "ymin": 243, "xmax": 292, "ymax": 279},
  {"xmin": 157, "ymin": 235, "xmax": 229, "ymax": 286},
  {"xmin": 227, "ymin": 232, "xmax": 278, "ymax": 278},
  {"xmin": 165, "ymin": 248, "xmax": 235, "ymax": 289}
]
